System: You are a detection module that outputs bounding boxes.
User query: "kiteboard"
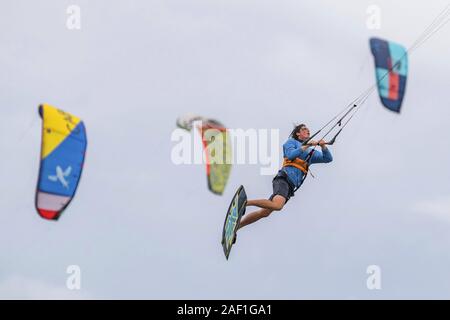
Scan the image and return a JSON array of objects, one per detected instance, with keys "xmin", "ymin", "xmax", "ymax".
[{"xmin": 221, "ymin": 185, "xmax": 247, "ymax": 260}]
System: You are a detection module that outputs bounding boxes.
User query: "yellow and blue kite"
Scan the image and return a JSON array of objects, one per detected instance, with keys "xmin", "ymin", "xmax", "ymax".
[{"xmin": 36, "ymin": 104, "xmax": 87, "ymax": 220}]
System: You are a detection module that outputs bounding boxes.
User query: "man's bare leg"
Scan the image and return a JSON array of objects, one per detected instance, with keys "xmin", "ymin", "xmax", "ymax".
[
  {"xmin": 238, "ymin": 208, "xmax": 273, "ymax": 230},
  {"xmin": 238, "ymin": 196, "xmax": 286, "ymax": 230},
  {"xmin": 246, "ymin": 196, "xmax": 286, "ymax": 211}
]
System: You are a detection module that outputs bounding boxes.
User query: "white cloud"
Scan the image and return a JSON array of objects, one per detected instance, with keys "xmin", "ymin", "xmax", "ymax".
[
  {"xmin": 0, "ymin": 275, "xmax": 91, "ymax": 300},
  {"xmin": 412, "ymin": 197, "xmax": 450, "ymax": 222}
]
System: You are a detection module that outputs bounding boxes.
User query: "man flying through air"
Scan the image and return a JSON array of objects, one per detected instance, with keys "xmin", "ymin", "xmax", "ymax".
[{"xmin": 238, "ymin": 124, "xmax": 333, "ymax": 231}]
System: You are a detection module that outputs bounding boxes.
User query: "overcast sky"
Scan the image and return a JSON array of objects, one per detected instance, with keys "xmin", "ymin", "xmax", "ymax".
[{"xmin": 1, "ymin": 0, "xmax": 450, "ymax": 299}]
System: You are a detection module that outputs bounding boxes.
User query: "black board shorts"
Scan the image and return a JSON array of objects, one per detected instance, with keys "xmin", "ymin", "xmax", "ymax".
[{"xmin": 269, "ymin": 170, "xmax": 295, "ymax": 203}]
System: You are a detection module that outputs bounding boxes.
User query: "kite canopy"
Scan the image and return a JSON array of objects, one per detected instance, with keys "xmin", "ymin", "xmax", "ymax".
[
  {"xmin": 370, "ymin": 37, "xmax": 408, "ymax": 113},
  {"xmin": 177, "ymin": 114, "xmax": 232, "ymax": 195},
  {"xmin": 36, "ymin": 104, "xmax": 87, "ymax": 220}
]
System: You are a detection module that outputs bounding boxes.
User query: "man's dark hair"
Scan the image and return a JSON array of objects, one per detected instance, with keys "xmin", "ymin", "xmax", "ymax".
[{"xmin": 290, "ymin": 123, "xmax": 306, "ymax": 141}]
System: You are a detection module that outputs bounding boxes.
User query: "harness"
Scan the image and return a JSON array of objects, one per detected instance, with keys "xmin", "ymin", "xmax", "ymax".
[
  {"xmin": 281, "ymin": 148, "xmax": 316, "ymax": 192},
  {"xmin": 282, "ymin": 157, "xmax": 309, "ymax": 175}
]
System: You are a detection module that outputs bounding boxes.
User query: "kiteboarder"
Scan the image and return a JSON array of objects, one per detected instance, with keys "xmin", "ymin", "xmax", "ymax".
[{"xmin": 238, "ymin": 124, "xmax": 333, "ymax": 230}]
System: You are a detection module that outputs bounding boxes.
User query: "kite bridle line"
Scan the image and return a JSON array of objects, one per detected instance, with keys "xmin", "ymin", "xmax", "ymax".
[
  {"xmin": 291, "ymin": 4, "xmax": 450, "ymax": 190},
  {"xmin": 299, "ymin": 3, "xmax": 450, "ymax": 150}
]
